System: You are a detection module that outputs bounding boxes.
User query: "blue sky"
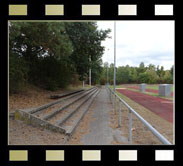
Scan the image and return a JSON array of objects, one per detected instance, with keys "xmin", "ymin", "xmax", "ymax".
[{"xmin": 97, "ymin": 21, "xmax": 174, "ymax": 70}]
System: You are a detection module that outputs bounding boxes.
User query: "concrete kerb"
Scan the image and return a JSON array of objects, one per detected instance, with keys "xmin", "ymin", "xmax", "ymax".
[
  {"xmin": 65, "ymin": 89, "xmax": 100, "ymax": 136},
  {"xmin": 12, "ymin": 87, "xmax": 98, "ymax": 137},
  {"xmin": 29, "ymin": 87, "xmax": 96, "ymax": 115},
  {"xmin": 11, "ymin": 86, "xmax": 99, "ymax": 140},
  {"xmin": 43, "ymin": 87, "xmax": 97, "ymax": 120},
  {"xmin": 50, "ymin": 89, "xmax": 84, "ymax": 99},
  {"xmin": 56, "ymin": 88, "xmax": 98, "ymax": 127},
  {"xmin": 28, "ymin": 98, "xmax": 66, "ymax": 114},
  {"xmin": 14, "ymin": 109, "xmax": 66, "ymax": 134}
]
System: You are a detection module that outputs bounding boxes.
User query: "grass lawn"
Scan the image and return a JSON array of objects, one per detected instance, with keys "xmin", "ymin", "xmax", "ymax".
[{"xmin": 147, "ymin": 84, "xmax": 174, "ymax": 92}]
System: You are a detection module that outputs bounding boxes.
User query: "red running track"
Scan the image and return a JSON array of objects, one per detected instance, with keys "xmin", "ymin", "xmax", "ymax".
[
  {"xmin": 117, "ymin": 89, "xmax": 173, "ymax": 123},
  {"xmin": 128, "ymin": 86, "xmax": 173, "ymax": 97}
]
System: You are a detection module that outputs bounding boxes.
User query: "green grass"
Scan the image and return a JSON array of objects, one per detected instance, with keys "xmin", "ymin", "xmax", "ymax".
[
  {"xmin": 146, "ymin": 85, "xmax": 159, "ymax": 90},
  {"xmin": 109, "ymin": 84, "xmax": 129, "ymax": 89},
  {"xmin": 147, "ymin": 84, "xmax": 174, "ymax": 92},
  {"xmin": 116, "ymin": 91, "xmax": 130, "ymax": 102}
]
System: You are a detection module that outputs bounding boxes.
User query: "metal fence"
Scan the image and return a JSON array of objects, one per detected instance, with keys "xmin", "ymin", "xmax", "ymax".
[{"xmin": 106, "ymin": 85, "xmax": 171, "ymax": 145}]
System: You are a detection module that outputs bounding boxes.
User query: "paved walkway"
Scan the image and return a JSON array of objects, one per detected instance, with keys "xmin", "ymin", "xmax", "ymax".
[{"xmin": 81, "ymin": 88, "xmax": 128, "ymax": 145}]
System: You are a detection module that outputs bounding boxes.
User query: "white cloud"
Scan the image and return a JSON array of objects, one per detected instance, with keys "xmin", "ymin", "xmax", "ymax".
[{"xmin": 97, "ymin": 21, "xmax": 174, "ymax": 70}]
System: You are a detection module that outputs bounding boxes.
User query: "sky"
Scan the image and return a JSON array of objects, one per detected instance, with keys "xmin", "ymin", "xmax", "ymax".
[{"xmin": 97, "ymin": 21, "xmax": 174, "ymax": 70}]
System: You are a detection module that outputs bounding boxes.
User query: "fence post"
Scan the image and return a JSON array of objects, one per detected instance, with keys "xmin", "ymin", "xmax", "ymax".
[
  {"xmin": 114, "ymin": 95, "xmax": 116, "ymax": 114},
  {"xmin": 112, "ymin": 93, "xmax": 113, "ymax": 107},
  {"xmin": 129, "ymin": 110, "xmax": 132, "ymax": 144},
  {"xmin": 113, "ymin": 94, "xmax": 114, "ymax": 110},
  {"xmin": 118, "ymin": 101, "xmax": 121, "ymax": 127},
  {"xmin": 110, "ymin": 89, "xmax": 112, "ymax": 103}
]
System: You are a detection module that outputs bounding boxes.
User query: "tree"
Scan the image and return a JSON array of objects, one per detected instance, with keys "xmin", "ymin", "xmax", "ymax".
[
  {"xmin": 163, "ymin": 70, "xmax": 173, "ymax": 83},
  {"xmin": 156, "ymin": 65, "xmax": 165, "ymax": 83},
  {"xmin": 130, "ymin": 67, "xmax": 138, "ymax": 83},
  {"xmin": 170, "ymin": 65, "xmax": 174, "ymax": 76},
  {"xmin": 91, "ymin": 59, "xmax": 103, "ymax": 84},
  {"xmin": 116, "ymin": 66, "xmax": 130, "ymax": 84},
  {"xmin": 137, "ymin": 62, "xmax": 146, "ymax": 75},
  {"xmin": 65, "ymin": 22, "xmax": 111, "ymax": 82},
  {"xmin": 9, "ymin": 22, "xmax": 74, "ymax": 90},
  {"xmin": 148, "ymin": 64, "xmax": 156, "ymax": 70},
  {"xmin": 100, "ymin": 62, "xmax": 173, "ymax": 85},
  {"xmin": 9, "ymin": 22, "xmax": 111, "ymax": 92},
  {"xmin": 138, "ymin": 69, "xmax": 159, "ymax": 84}
]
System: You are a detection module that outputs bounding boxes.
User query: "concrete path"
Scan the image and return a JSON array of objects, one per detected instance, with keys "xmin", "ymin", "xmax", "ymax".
[{"xmin": 81, "ymin": 88, "xmax": 128, "ymax": 145}]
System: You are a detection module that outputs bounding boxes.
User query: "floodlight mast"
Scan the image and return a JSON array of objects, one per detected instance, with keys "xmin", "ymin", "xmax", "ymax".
[
  {"xmin": 107, "ymin": 49, "xmax": 109, "ymax": 85},
  {"xmin": 107, "ymin": 63, "xmax": 109, "ymax": 85},
  {"xmin": 89, "ymin": 55, "xmax": 91, "ymax": 87},
  {"xmin": 113, "ymin": 21, "xmax": 116, "ymax": 92}
]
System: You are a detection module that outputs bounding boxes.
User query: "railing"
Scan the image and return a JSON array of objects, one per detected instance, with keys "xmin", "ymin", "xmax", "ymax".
[{"xmin": 106, "ymin": 85, "xmax": 171, "ymax": 145}]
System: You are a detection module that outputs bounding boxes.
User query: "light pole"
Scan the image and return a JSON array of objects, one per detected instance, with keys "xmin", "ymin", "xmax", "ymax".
[
  {"xmin": 113, "ymin": 21, "xmax": 117, "ymax": 115},
  {"xmin": 107, "ymin": 49, "xmax": 109, "ymax": 85},
  {"xmin": 107, "ymin": 63, "xmax": 109, "ymax": 85},
  {"xmin": 113, "ymin": 21, "xmax": 116, "ymax": 92},
  {"xmin": 89, "ymin": 55, "xmax": 91, "ymax": 87}
]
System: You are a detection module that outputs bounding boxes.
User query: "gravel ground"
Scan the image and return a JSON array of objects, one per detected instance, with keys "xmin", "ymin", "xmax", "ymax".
[
  {"xmin": 9, "ymin": 119, "xmax": 66, "ymax": 145},
  {"xmin": 9, "ymin": 87, "xmax": 79, "ymax": 145},
  {"xmin": 9, "ymin": 87, "xmax": 69, "ymax": 113}
]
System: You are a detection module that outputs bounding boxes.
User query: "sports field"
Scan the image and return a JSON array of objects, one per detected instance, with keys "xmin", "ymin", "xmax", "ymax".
[
  {"xmin": 115, "ymin": 84, "xmax": 174, "ymax": 123},
  {"xmin": 114, "ymin": 84, "xmax": 174, "ymax": 100},
  {"xmin": 117, "ymin": 88, "xmax": 173, "ymax": 123}
]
